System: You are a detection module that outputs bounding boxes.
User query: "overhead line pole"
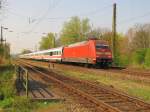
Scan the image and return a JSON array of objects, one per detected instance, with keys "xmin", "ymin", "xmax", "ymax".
[
  {"xmin": 1, "ymin": 26, "xmax": 3, "ymax": 44},
  {"xmin": 112, "ymin": 3, "xmax": 117, "ymax": 64}
]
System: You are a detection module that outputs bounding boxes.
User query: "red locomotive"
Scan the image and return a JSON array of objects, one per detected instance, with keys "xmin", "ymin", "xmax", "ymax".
[
  {"xmin": 20, "ymin": 39, "xmax": 112, "ymax": 67},
  {"xmin": 62, "ymin": 39, "xmax": 112, "ymax": 66}
]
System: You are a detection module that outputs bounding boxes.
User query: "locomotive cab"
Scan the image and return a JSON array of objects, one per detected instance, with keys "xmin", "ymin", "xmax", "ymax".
[{"xmin": 95, "ymin": 40, "xmax": 112, "ymax": 66}]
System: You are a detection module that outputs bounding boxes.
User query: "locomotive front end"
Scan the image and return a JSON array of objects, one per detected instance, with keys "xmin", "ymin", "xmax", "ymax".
[{"xmin": 95, "ymin": 40, "xmax": 112, "ymax": 66}]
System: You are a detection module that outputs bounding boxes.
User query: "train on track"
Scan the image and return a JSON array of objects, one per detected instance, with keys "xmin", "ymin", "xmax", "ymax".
[{"xmin": 19, "ymin": 39, "xmax": 112, "ymax": 67}]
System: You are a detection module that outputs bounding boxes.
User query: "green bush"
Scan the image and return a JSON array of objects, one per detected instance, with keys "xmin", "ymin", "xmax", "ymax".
[
  {"xmin": 118, "ymin": 55, "xmax": 129, "ymax": 66},
  {"xmin": 0, "ymin": 81, "xmax": 15, "ymax": 98},
  {"xmin": 0, "ymin": 66, "xmax": 14, "ymax": 81},
  {"xmin": 144, "ymin": 48, "xmax": 150, "ymax": 67},
  {"xmin": 113, "ymin": 50, "xmax": 129, "ymax": 67},
  {"xmin": 131, "ymin": 49, "xmax": 147, "ymax": 65},
  {"xmin": 0, "ymin": 98, "xmax": 13, "ymax": 108}
]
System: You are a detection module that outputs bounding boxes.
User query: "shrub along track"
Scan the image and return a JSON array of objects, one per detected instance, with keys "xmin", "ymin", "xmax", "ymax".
[{"xmin": 16, "ymin": 59, "xmax": 150, "ymax": 112}]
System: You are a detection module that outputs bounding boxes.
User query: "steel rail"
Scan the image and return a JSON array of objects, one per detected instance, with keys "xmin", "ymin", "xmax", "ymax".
[{"xmin": 16, "ymin": 60, "xmax": 150, "ymax": 112}]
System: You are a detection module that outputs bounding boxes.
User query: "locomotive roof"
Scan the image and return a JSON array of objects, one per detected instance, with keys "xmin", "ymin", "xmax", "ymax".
[
  {"xmin": 21, "ymin": 47, "xmax": 63, "ymax": 56},
  {"xmin": 66, "ymin": 39, "xmax": 108, "ymax": 48},
  {"xmin": 67, "ymin": 41, "xmax": 88, "ymax": 47}
]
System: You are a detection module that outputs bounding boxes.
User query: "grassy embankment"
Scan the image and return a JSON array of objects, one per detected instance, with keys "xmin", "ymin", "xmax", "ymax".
[
  {"xmin": 54, "ymin": 66, "xmax": 150, "ymax": 103},
  {"xmin": 0, "ymin": 64, "xmax": 36, "ymax": 112},
  {"xmin": 0, "ymin": 64, "xmax": 65, "ymax": 112}
]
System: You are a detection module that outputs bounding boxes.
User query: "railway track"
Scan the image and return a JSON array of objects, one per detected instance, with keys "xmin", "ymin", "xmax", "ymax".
[
  {"xmin": 20, "ymin": 59, "xmax": 150, "ymax": 78},
  {"xmin": 107, "ymin": 68, "xmax": 150, "ymax": 77},
  {"xmin": 18, "ymin": 60, "xmax": 150, "ymax": 77},
  {"xmin": 15, "ymin": 59, "xmax": 150, "ymax": 112},
  {"xmin": 16, "ymin": 60, "xmax": 114, "ymax": 112}
]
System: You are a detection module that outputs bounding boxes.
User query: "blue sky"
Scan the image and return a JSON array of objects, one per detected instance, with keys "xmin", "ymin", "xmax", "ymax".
[{"xmin": 1, "ymin": 0, "xmax": 150, "ymax": 53}]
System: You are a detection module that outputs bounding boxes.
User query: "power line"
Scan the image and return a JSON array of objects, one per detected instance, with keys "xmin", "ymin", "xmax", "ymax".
[
  {"xmin": 33, "ymin": 3, "xmax": 112, "ymax": 25},
  {"xmin": 26, "ymin": 0, "xmax": 62, "ymax": 34},
  {"xmin": 78, "ymin": 4, "xmax": 112, "ymax": 17},
  {"xmin": 43, "ymin": 3, "xmax": 112, "ymax": 21},
  {"xmin": 7, "ymin": 10, "xmax": 28, "ymax": 19},
  {"xmin": 119, "ymin": 11, "xmax": 150, "ymax": 25}
]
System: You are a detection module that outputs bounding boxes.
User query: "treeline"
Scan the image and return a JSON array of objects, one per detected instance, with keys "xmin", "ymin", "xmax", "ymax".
[
  {"xmin": 37, "ymin": 16, "xmax": 150, "ymax": 68},
  {"xmin": 0, "ymin": 43, "xmax": 10, "ymax": 64}
]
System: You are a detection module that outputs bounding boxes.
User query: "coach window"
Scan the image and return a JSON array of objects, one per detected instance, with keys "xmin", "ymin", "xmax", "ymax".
[{"xmin": 50, "ymin": 52, "xmax": 52, "ymax": 56}]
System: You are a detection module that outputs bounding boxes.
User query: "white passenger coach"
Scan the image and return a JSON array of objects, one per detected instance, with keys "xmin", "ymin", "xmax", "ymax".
[{"xmin": 19, "ymin": 47, "xmax": 63, "ymax": 62}]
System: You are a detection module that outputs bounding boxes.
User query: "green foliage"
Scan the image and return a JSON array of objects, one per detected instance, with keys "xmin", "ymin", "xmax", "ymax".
[
  {"xmin": 0, "ymin": 98, "xmax": 13, "ymax": 109},
  {"xmin": 0, "ymin": 81, "xmax": 15, "ymax": 98},
  {"xmin": 128, "ymin": 24, "xmax": 150, "ymax": 51},
  {"xmin": 131, "ymin": 49, "xmax": 147, "ymax": 65},
  {"xmin": 21, "ymin": 49, "xmax": 32, "ymax": 54},
  {"xmin": 115, "ymin": 55, "xmax": 129, "ymax": 67},
  {"xmin": 144, "ymin": 49, "xmax": 150, "ymax": 67},
  {"xmin": 0, "ymin": 45, "xmax": 4, "ymax": 55},
  {"xmin": 0, "ymin": 66, "xmax": 15, "ymax": 110},
  {"xmin": 0, "ymin": 65, "xmax": 41, "ymax": 112},
  {"xmin": 0, "ymin": 44, "xmax": 10, "ymax": 64},
  {"xmin": 112, "ymin": 34, "xmax": 124, "ymax": 66},
  {"xmin": 39, "ymin": 33, "xmax": 55, "ymax": 50},
  {"xmin": 60, "ymin": 16, "xmax": 91, "ymax": 45},
  {"xmin": 0, "ymin": 66, "xmax": 14, "ymax": 80}
]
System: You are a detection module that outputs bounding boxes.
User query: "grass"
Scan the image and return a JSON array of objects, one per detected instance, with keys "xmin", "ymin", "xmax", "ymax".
[
  {"xmin": 56, "ymin": 68, "xmax": 150, "ymax": 102},
  {"xmin": 0, "ymin": 64, "xmax": 66, "ymax": 112},
  {"xmin": 27, "ymin": 60, "xmax": 150, "ymax": 102},
  {"xmin": 0, "ymin": 64, "xmax": 15, "ymax": 111},
  {"xmin": 0, "ymin": 65, "xmax": 38, "ymax": 112},
  {"xmin": 36, "ymin": 101, "xmax": 66, "ymax": 112}
]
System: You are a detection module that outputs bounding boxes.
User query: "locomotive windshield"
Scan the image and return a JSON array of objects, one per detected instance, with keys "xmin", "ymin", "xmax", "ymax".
[{"xmin": 96, "ymin": 45, "xmax": 109, "ymax": 49}]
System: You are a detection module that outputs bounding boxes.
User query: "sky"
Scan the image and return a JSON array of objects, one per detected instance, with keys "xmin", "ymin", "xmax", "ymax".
[{"xmin": 1, "ymin": 0, "xmax": 150, "ymax": 54}]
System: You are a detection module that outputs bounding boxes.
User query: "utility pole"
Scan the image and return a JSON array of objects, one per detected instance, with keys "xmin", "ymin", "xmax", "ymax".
[
  {"xmin": 53, "ymin": 36, "xmax": 55, "ymax": 48},
  {"xmin": 1, "ymin": 26, "xmax": 3, "ymax": 44},
  {"xmin": 1, "ymin": 26, "xmax": 8, "ymax": 44},
  {"xmin": 53, "ymin": 33, "xmax": 57, "ymax": 48},
  {"xmin": 0, "ymin": 1, "xmax": 2, "ymax": 9},
  {"xmin": 112, "ymin": 3, "xmax": 117, "ymax": 63}
]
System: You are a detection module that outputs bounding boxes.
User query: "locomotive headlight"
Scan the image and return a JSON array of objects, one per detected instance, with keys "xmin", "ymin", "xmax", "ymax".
[
  {"xmin": 105, "ymin": 52, "xmax": 111, "ymax": 55},
  {"xmin": 96, "ymin": 52, "xmax": 104, "ymax": 55}
]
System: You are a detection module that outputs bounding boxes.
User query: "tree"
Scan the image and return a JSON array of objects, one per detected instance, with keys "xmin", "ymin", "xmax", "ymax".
[
  {"xmin": 39, "ymin": 32, "xmax": 55, "ymax": 50},
  {"xmin": 21, "ymin": 49, "xmax": 32, "ymax": 54},
  {"xmin": 144, "ymin": 49, "xmax": 150, "ymax": 67},
  {"xmin": 60, "ymin": 16, "xmax": 91, "ymax": 45},
  {"xmin": 125, "ymin": 23, "xmax": 150, "ymax": 66},
  {"xmin": 0, "ymin": 0, "xmax": 6, "ymax": 10},
  {"xmin": 89, "ymin": 27, "xmax": 114, "ymax": 47},
  {"xmin": 0, "ymin": 43, "xmax": 10, "ymax": 64},
  {"xmin": 0, "ymin": 0, "xmax": 7, "ymax": 16},
  {"xmin": 127, "ymin": 24, "xmax": 150, "ymax": 51}
]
